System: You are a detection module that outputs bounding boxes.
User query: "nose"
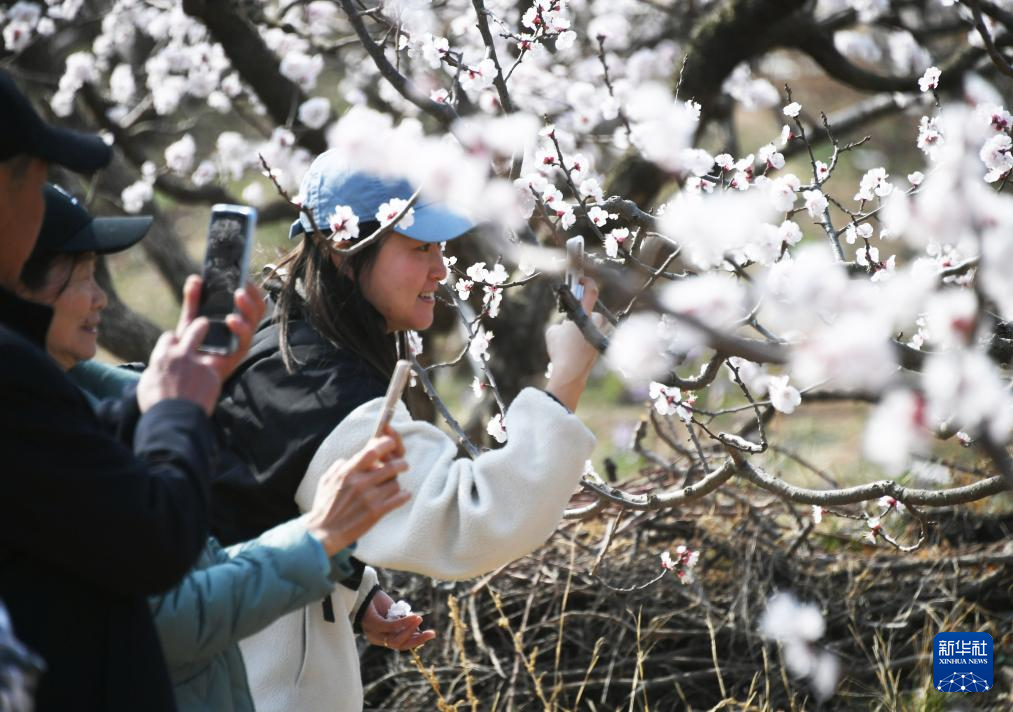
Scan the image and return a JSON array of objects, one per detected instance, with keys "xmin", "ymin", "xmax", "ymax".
[
  {"xmin": 430, "ymin": 245, "xmax": 448, "ymax": 282},
  {"xmin": 93, "ymin": 281, "xmax": 108, "ymax": 312}
]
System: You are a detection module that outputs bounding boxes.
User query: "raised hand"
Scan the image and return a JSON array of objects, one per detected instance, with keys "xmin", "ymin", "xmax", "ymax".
[
  {"xmin": 304, "ymin": 428, "xmax": 410, "ymax": 557},
  {"xmin": 545, "ymin": 277, "xmax": 605, "ymax": 411}
]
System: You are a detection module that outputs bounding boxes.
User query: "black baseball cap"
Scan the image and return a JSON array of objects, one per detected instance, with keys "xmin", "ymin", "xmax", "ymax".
[
  {"xmin": 32, "ymin": 184, "xmax": 152, "ymax": 257},
  {"xmin": 0, "ymin": 71, "xmax": 112, "ymax": 173}
]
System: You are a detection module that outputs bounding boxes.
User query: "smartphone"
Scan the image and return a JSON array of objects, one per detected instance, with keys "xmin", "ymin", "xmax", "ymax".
[
  {"xmin": 565, "ymin": 235, "xmax": 585, "ymax": 301},
  {"xmin": 372, "ymin": 360, "xmax": 413, "ymax": 438},
  {"xmin": 197, "ymin": 204, "xmax": 257, "ymax": 354}
]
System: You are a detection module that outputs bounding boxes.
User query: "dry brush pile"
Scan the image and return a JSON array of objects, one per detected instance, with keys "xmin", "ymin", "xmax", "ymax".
[{"xmin": 361, "ymin": 478, "xmax": 1012, "ymax": 711}]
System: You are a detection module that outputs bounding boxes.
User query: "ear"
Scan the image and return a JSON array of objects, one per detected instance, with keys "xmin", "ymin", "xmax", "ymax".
[{"xmin": 328, "ymin": 250, "xmax": 355, "ymax": 281}]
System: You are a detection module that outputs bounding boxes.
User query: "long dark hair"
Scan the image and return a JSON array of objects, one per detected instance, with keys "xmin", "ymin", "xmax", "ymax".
[{"xmin": 267, "ymin": 220, "xmax": 410, "ymax": 381}]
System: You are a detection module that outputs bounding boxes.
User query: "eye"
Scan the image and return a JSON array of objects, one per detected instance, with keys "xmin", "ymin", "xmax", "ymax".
[{"xmin": 416, "ymin": 243, "xmax": 433, "ymax": 252}]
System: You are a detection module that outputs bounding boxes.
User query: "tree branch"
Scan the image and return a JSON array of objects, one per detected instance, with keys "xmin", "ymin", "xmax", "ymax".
[
  {"xmin": 337, "ymin": 0, "xmax": 459, "ymax": 127},
  {"xmin": 182, "ymin": 0, "xmax": 328, "ymax": 153},
  {"xmin": 734, "ymin": 454, "xmax": 1009, "ymax": 507},
  {"xmin": 967, "ymin": 0, "xmax": 1013, "ymax": 78}
]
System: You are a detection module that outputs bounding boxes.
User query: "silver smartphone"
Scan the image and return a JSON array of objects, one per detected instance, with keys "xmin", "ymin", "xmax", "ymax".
[
  {"xmin": 372, "ymin": 360, "xmax": 413, "ymax": 438},
  {"xmin": 197, "ymin": 204, "xmax": 257, "ymax": 354},
  {"xmin": 565, "ymin": 235, "xmax": 585, "ymax": 301}
]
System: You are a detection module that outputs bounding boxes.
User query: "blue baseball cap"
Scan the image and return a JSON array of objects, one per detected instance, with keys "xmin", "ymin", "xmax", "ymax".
[{"xmin": 289, "ymin": 149, "xmax": 473, "ymax": 243}]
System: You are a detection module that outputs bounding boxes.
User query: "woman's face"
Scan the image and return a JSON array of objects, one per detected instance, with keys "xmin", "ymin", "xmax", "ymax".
[
  {"xmin": 356, "ymin": 233, "xmax": 448, "ymax": 333},
  {"xmin": 25, "ymin": 253, "xmax": 107, "ymax": 370}
]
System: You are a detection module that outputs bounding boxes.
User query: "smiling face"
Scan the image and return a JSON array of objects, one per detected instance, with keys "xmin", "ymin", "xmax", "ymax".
[
  {"xmin": 355, "ymin": 232, "xmax": 447, "ymax": 333},
  {"xmin": 21, "ymin": 252, "xmax": 107, "ymax": 370}
]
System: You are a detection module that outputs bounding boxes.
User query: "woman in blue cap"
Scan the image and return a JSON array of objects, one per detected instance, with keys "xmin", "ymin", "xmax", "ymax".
[{"xmin": 211, "ymin": 149, "xmax": 602, "ymax": 712}]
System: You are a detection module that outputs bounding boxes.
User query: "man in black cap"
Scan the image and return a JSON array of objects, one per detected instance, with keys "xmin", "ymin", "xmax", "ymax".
[{"xmin": 0, "ymin": 71, "xmax": 263, "ymax": 711}]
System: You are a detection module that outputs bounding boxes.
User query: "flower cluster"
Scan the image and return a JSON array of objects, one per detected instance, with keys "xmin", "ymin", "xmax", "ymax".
[{"xmin": 659, "ymin": 545, "xmax": 699, "ymax": 584}]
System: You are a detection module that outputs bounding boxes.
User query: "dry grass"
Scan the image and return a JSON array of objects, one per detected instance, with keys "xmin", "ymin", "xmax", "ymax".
[{"xmin": 361, "ymin": 487, "xmax": 1012, "ymax": 711}]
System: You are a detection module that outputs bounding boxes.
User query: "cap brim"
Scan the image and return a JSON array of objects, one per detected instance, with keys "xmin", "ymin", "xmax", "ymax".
[
  {"xmin": 35, "ymin": 125, "xmax": 112, "ymax": 173},
  {"xmin": 394, "ymin": 203, "xmax": 473, "ymax": 243},
  {"xmin": 62, "ymin": 215, "xmax": 153, "ymax": 255}
]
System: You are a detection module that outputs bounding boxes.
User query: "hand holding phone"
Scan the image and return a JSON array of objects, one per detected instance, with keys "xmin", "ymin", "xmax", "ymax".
[
  {"xmin": 373, "ymin": 360, "xmax": 413, "ymax": 439},
  {"xmin": 565, "ymin": 236, "xmax": 585, "ymax": 302},
  {"xmin": 197, "ymin": 204, "xmax": 257, "ymax": 354}
]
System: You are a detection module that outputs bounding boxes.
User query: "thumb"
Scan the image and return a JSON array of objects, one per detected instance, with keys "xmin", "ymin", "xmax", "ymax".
[{"xmin": 578, "ymin": 277, "xmax": 599, "ymax": 315}]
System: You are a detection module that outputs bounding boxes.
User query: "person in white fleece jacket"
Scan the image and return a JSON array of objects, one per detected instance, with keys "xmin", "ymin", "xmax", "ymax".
[{"xmin": 211, "ymin": 151, "xmax": 603, "ymax": 712}]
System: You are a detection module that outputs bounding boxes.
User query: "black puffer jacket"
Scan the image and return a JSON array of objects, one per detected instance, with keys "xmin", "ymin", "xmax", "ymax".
[{"xmin": 211, "ymin": 313, "xmax": 387, "ymax": 547}]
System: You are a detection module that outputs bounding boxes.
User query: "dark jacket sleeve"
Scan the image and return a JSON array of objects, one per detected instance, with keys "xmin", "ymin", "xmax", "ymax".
[
  {"xmin": 71, "ymin": 360, "xmax": 145, "ymax": 441},
  {"xmin": 211, "ymin": 328, "xmax": 387, "ymax": 545},
  {"xmin": 1, "ymin": 344, "xmax": 215, "ymax": 595}
]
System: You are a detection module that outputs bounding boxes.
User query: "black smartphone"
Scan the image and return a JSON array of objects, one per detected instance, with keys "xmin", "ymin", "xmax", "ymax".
[{"xmin": 197, "ymin": 204, "xmax": 257, "ymax": 354}]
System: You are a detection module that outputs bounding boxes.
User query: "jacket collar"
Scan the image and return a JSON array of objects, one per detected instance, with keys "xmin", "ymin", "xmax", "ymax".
[{"xmin": 0, "ymin": 284, "xmax": 53, "ymax": 349}]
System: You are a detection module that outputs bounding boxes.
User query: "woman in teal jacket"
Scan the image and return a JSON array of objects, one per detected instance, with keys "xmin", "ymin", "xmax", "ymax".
[
  {"xmin": 18, "ymin": 185, "xmax": 424, "ymax": 712},
  {"xmin": 71, "ymin": 362, "xmax": 388, "ymax": 712}
]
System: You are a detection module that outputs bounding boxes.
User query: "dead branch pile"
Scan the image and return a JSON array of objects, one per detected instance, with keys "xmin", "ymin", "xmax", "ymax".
[{"xmin": 361, "ymin": 495, "xmax": 1012, "ymax": 711}]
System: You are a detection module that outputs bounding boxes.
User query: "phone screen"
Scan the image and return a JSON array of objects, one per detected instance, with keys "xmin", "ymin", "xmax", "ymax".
[{"xmin": 198, "ymin": 209, "xmax": 252, "ymax": 352}]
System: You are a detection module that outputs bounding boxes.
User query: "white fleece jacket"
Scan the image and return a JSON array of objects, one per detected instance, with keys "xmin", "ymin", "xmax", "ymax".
[{"xmin": 241, "ymin": 387, "xmax": 596, "ymax": 712}]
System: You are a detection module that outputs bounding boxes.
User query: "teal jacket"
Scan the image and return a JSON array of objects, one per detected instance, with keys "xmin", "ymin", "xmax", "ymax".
[{"xmin": 69, "ymin": 361, "xmax": 355, "ymax": 712}]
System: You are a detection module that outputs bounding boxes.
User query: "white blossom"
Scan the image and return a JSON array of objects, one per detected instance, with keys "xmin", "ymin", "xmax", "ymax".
[
  {"xmin": 604, "ymin": 228, "xmax": 629, "ymax": 259},
  {"xmin": 469, "ymin": 328, "xmax": 493, "ymax": 362},
  {"xmin": 376, "ymin": 199, "xmax": 416, "ymax": 230},
  {"xmin": 918, "ymin": 66, "xmax": 941, "ymax": 93},
  {"xmin": 486, "ymin": 413, "xmax": 507, "ymax": 443},
  {"xmin": 385, "ymin": 599, "xmax": 413, "ymax": 620},
  {"xmin": 327, "ymin": 205, "xmax": 360, "ymax": 242},
  {"xmin": 297, "ymin": 97, "xmax": 331, "ymax": 129},
  {"xmin": 121, "ymin": 180, "xmax": 153, "ymax": 214},
  {"xmin": 767, "ymin": 375, "xmax": 801, "ymax": 414},
  {"xmin": 164, "ymin": 134, "xmax": 196, "ymax": 174},
  {"xmin": 279, "ymin": 51, "xmax": 324, "ymax": 91},
  {"xmin": 854, "ymin": 167, "xmax": 893, "ymax": 202},
  {"xmin": 802, "ymin": 189, "xmax": 828, "ymax": 219},
  {"xmin": 863, "ymin": 389, "xmax": 928, "ymax": 474}
]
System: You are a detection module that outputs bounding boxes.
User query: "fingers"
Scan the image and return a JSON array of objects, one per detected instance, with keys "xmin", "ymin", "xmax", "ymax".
[
  {"xmin": 177, "ymin": 316, "xmax": 210, "ymax": 353},
  {"xmin": 387, "ymin": 619, "xmax": 426, "ymax": 649},
  {"xmin": 397, "ymin": 629, "xmax": 437, "ymax": 650},
  {"xmin": 364, "ymin": 458, "xmax": 408, "ymax": 485},
  {"xmin": 348, "ymin": 435, "xmax": 403, "ymax": 471},
  {"xmin": 224, "ymin": 312, "xmax": 255, "ymax": 356},
  {"xmin": 368, "ymin": 613, "xmax": 422, "ymax": 636},
  {"xmin": 367, "ymin": 488, "xmax": 410, "ymax": 521},
  {"xmin": 380, "ymin": 423, "xmax": 406, "ymax": 458},
  {"xmin": 229, "ymin": 283, "xmax": 265, "ymax": 334},
  {"xmin": 175, "ymin": 275, "xmax": 203, "ymax": 336},
  {"xmin": 578, "ymin": 276, "xmax": 599, "ymax": 314},
  {"xmin": 149, "ymin": 330, "xmax": 177, "ymax": 362}
]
